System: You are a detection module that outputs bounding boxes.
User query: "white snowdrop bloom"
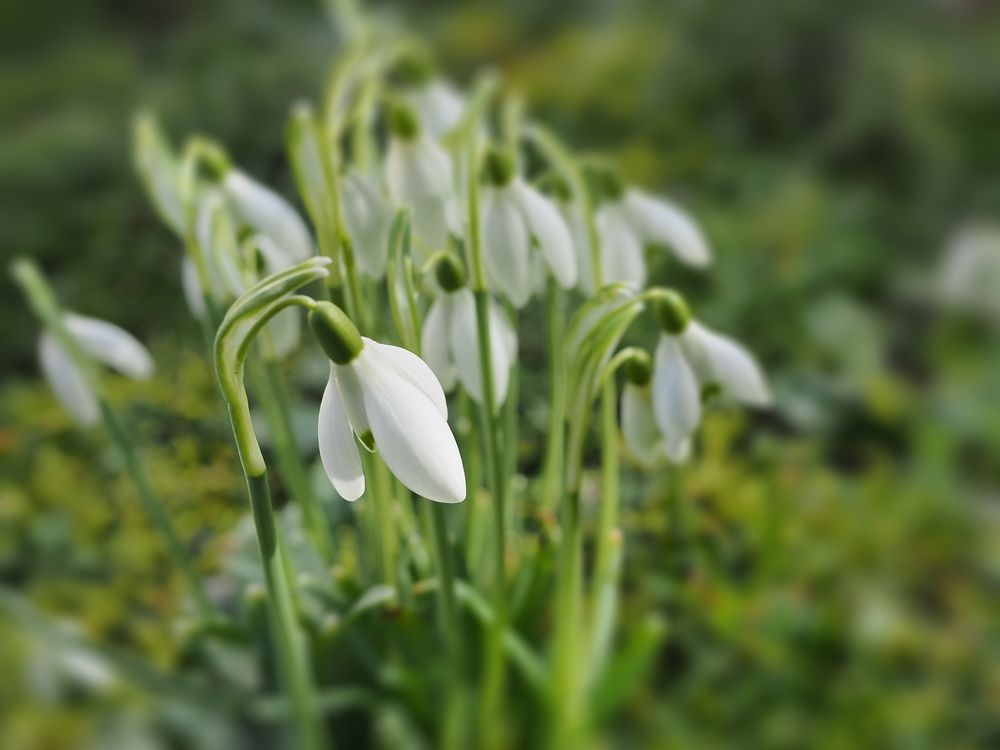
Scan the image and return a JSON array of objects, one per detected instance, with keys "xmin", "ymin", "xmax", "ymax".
[
  {"xmin": 621, "ymin": 381, "xmax": 686, "ymax": 466},
  {"xmin": 39, "ymin": 314, "xmax": 154, "ymax": 426},
  {"xmin": 402, "ymin": 79, "xmax": 466, "ymax": 139},
  {"xmin": 421, "ymin": 287, "xmax": 518, "ymax": 409},
  {"xmin": 341, "ymin": 169, "xmax": 393, "ymax": 279},
  {"xmin": 934, "ymin": 223, "xmax": 1000, "ymax": 319},
  {"xmin": 223, "ymin": 168, "xmax": 314, "ymax": 262},
  {"xmin": 480, "ymin": 150, "xmax": 577, "ymax": 307},
  {"xmin": 579, "ymin": 168, "xmax": 710, "ymax": 292},
  {"xmin": 384, "ymin": 103, "xmax": 456, "ymax": 256},
  {"xmin": 310, "ymin": 302, "xmax": 465, "ymax": 503},
  {"xmin": 680, "ymin": 321, "xmax": 771, "ymax": 407}
]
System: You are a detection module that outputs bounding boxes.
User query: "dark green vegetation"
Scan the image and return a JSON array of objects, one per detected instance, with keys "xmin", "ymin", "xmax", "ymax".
[{"xmin": 2, "ymin": 1, "xmax": 999, "ymax": 747}]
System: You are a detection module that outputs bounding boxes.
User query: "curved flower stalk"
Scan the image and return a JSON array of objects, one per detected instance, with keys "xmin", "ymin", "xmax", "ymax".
[
  {"xmin": 479, "ymin": 147, "xmax": 578, "ymax": 307},
  {"xmin": 384, "ymin": 101, "xmax": 457, "ymax": 257},
  {"xmin": 421, "ymin": 257, "xmax": 518, "ymax": 408},
  {"xmin": 132, "ymin": 112, "xmax": 185, "ymax": 236},
  {"xmin": 38, "ymin": 314, "xmax": 154, "ymax": 427},
  {"xmin": 575, "ymin": 165, "xmax": 711, "ymax": 292},
  {"xmin": 310, "ymin": 301, "xmax": 466, "ymax": 504}
]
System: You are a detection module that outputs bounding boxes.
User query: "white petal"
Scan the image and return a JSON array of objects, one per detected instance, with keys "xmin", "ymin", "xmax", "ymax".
[
  {"xmin": 254, "ymin": 234, "xmax": 297, "ymax": 274},
  {"xmin": 181, "ymin": 257, "xmax": 207, "ymax": 319},
  {"xmin": 623, "ymin": 189, "xmax": 711, "ymax": 268},
  {"xmin": 331, "ymin": 362, "xmax": 370, "ymax": 437},
  {"xmin": 420, "ymin": 297, "xmax": 457, "ymax": 392},
  {"xmin": 405, "ymin": 80, "xmax": 466, "ymax": 139},
  {"xmin": 39, "ymin": 335, "xmax": 100, "ymax": 426},
  {"xmin": 361, "ymin": 337, "xmax": 448, "ymax": 419},
  {"xmin": 224, "ymin": 169, "xmax": 313, "ymax": 262},
  {"xmin": 318, "ymin": 370, "xmax": 365, "ymax": 501},
  {"xmin": 448, "ymin": 289, "xmax": 513, "ymax": 409},
  {"xmin": 482, "ymin": 186, "xmax": 531, "ymax": 308},
  {"xmin": 355, "ymin": 348, "xmax": 466, "ymax": 502},
  {"xmin": 512, "ymin": 179, "xmax": 577, "ymax": 289},
  {"xmin": 410, "ymin": 197, "xmax": 451, "ymax": 254},
  {"xmin": 385, "ymin": 137, "xmax": 453, "ymax": 205},
  {"xmin": 342, "ymin": 170, "xmax": 392, "ymax": 279},
  {"xmin": 681, "ymin": 322, "xmax": 771, "ymax": 406},
  {"xmin": 597, "ymin": 205, "xmax": 646, "ymax": 288},
  {"xmin": 651, "ymin": 335, "xmax": 701, "ymax": 453},
  {"xmin": 620, "ymin": 383, "xmax": 667, "ymax": 467},
  {"xmin": 566, "ymin": 205, "xmax": 595, "ymax": 294},
  {"xmin": 65, "ymin": 314, "xmax": 153, "ymax": 379}
]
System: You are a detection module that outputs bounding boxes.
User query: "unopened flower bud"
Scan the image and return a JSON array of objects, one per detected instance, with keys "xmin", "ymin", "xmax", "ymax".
[
  {"xmin": 623, "ymin": 349, "xmax": 652, "ymax": 385},
  {"xmin": 481, "ymin": 146, "xmax": 514, "ymax": 187},
  {"xmin": 435, "ymin": 254, "xmax": 467, "ymax": 292},
  {"xmin": 386, "ymin": 100, "xmax": 420, "ymax": 141},
  {"xmin": 309, "ymin": 301, "xmax": 363, "ymax": 364},
  {"xmin": 648, "ymin": 288, "xmax": 691, "ymax": 335}
]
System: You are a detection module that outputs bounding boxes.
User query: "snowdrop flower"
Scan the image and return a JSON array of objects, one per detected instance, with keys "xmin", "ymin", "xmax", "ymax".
[
  {"xmin": 309, "ymin": 302, "xmax": 466, "ymax": 503},
  {"xmin": 480, "ymin": 147, "xmax": 577, "ymax": 307},
  {"xmin": 223, "ymin": 168, "xmax": 314, "ymax": 262},
  {"xmin": 39, "ymin": 314, "xmax": 154, "ymax": 427},
  {"xmin": 934, "ymin": 223, "xmax": 1000, "ymax": 320},
  {"xmin": 622, "ymin": 291, "xmax": 769, "ymax": 465},
  {"xmin": 392, "ymin": 50, "xmax": 467, "ymax": 139},
  {"xmin": 421, "ymin": 255, "xmax": 518, "ymax": 408},
  {"xmin": 578, "ymin": 165, "xmax": 711, "ymax": 292},
  {"xmin": 341, "ymin": 168, "xmax": 393, "ymax": 279},
  {"xmin": 384, "ymin": 101, "xmax": 456, "ymax": 257}
]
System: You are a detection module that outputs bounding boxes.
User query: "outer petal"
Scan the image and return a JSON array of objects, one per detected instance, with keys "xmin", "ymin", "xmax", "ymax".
[
  {"xmin": 565, "ymin": 204, "xmax": 595, "ymax": 294},
  {"xmin": 342, "ymin": 170, "xmax": 392, "ymax": 279},
  {"xmin": 651, "ymin": 335, "xmax": 701, "ymax": 458},
  {"xmin": 361, "ymin": 337, "xmax": 448, "ymax": 419},
  {"xmin": 512, "ymin": 179, "xmax": 577, "ymax": 289},
  {"xmin": 385, "ymin": 137, "xmax": 452, "ymax": 205},
  {"xmin": 482, "ymin": 186, "xmax": 531, "ymax": 308},
  {"xmin": 621, "ymin": 383, "xmax": 667, "ymax": 467},
  {"xmin": 623, "ymin": 189, "xmax": 711, "ymax": 268},
  {"xmin": 411, "ymin": 197, "xmax": 451, "ymax": 255},
  {"xmin": 223, "ymin": 169, "xmax": 313, "ymax": 262},
  {"xmin": 597, "ymin": 205, "xmax": 646, "ymax": 288},
  {"xmin": 65, "ymin": 314, "xmax": 153, "ymax": 379},
  {"xmin": 405, "ymin": 80, "xmax": 465, "ymax": 139},
  {"xmin": 420, "ymin": 297, "xmax": 457, "ymax": 392},
  {"xmin": 331, "ymin": 362, "xmax": 370, "ymax": 437},
  {"xmin": 448, "ymin": 289, "xmax": 513, "ymax": 408},
  {"xmin": 356, "ymin": 348, "xmax": 466, "ymax": 502},
  {"xmin": 39, "ymin": 334, "xmax": 100, "ymax": 426},
  {"xmin": 318, "ymin": 369, "xmax": 365, "ymax": 501},
  {"xmin": 181, "ymin": 256, "xmax": 207, "ymax": 319},
  {"xmin": 681, "ymin": 321, "xmax": 771, "ymax": 406}
]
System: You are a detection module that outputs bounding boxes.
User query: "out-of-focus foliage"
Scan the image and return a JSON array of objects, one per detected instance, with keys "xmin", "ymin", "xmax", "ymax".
[{"xmin": 2, "ymin": 0, "xmax": 999, "ymax": 748}]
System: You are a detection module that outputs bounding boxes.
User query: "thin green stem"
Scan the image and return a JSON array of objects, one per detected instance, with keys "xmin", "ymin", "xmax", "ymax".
[
  {"xmin": 99, "ymin": 400, "xmax": 214, "ymax": 620},
  {"xmin": 243, "ymin": 470, "xmax": 329, "ymax": 750},
  {"xmin": 429, "ymin": 503, "xmax": 461, "ymax": 659},
  {"xmin": 252, "ymin": 358, "xmax": 337, "ymax": 566},
  {"xmin": 541, "ymin": 279, "xmax": 567, "ymax": 509},
  {"xmin": 365, "ymin": 453, "xmax": 398, "ymax": 590}
]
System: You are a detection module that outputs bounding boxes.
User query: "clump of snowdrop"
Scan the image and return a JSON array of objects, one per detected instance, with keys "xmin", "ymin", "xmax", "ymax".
[
  {"xmin": 480, "ymin": 146, "xmax": 578, "ymax": 307},
  {"xmin": 421, "ymin": 254, "xmax": 518, "ymax": 408},
  {"xmin": 576, "ymin": 164, "xmax": 712, "ymax": 292},
  {"xmin": 384, "ymin": 101, "xmax": 457, "ymax": 257},
  {"xmin": 309, "ymin": 300, "xmax": 466, "ymax": 503},
  {"xmin": 39, "ymin": 313, "xmax": 154, "ymax": 427}
]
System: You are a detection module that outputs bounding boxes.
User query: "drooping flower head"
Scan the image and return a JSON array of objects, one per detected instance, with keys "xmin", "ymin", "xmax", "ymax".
[
  {"xmin": 309, "ymin": 301, "xmax": 466, "ymax": 503},
  {"xmin": 420, "ymin": 254, "xmax": 518, "ymax": 408},
  {"xmin": 576, "ymin": 163, "xmax": 711, "ymax": 293},
  {"xmin": 384, "ymin": 101, "xmax": 457, "ymax": 258},
  {"xmin": 479, "ymin": 146, "xmax": 578, "ymax": 307}
]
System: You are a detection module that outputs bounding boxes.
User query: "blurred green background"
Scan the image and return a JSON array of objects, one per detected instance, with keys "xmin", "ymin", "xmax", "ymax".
[{"xmin": 2, "ymin": 0, "xmax": 999, "ymax": 747}]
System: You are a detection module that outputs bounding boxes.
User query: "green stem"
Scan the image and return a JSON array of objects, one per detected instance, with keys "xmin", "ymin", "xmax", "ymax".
[
  {"xmin": 243, "ymin": 470, "xmax": 329, "ymax": 750},
  {"xmin": 252, "ymin": 358, "xmax": 337, "ymax": 566},
  {"xmin": 99, "ymin": 400, "xmax": 214, "ymax": 620},
  {"xmin": 365, "ymin": 453, "xmax": 398, "ymax": 590},
  {"xmin": 429, "ymin": 503, "xmax": 461, "ymax": 659},
  {"xmin": 541, "ymin": 279, "xmax": 567, "ymax": 510}
]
